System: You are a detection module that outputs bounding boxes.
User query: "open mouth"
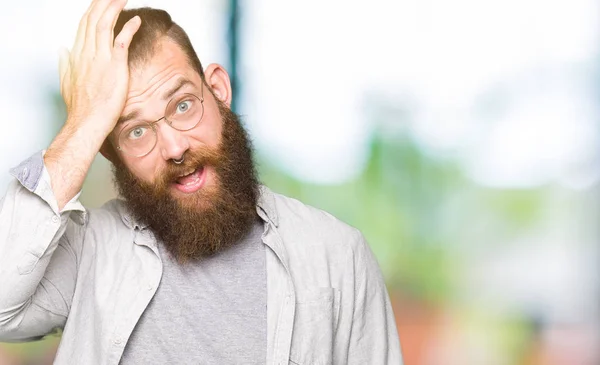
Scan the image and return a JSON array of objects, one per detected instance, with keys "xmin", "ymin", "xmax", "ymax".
[{"xmin": 172, "ymin": 166, "xmax": 207, "ymax": 193}]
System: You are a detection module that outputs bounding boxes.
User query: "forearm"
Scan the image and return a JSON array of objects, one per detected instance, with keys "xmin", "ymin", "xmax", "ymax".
[{"xmin": 44, "ymin": 119, "xmax": 109, "ymax": 211}]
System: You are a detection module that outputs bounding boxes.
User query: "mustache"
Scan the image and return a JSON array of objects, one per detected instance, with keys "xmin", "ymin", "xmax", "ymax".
[{"xmin": 159, "ymin": 146, "xmax": 222, "ymax": 185}]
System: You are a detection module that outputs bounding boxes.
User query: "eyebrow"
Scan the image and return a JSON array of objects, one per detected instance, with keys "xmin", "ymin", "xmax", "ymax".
[
  {"xmin": 116, "ymin": 110, "xmax": 140, "ymax": 126},
  {"xmin": 116, "ymin": 78, "xmax": 195, "ymax": 125},
  {"xmin": 162, "ymin": 77, "xmax": 194, "ymax": 101}
]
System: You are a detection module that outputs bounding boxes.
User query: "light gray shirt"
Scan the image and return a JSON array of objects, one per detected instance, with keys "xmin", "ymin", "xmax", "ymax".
[
  {"xmin": 0, "ymin": 151, "xmax": 403, "ymax": 365},
  {"xmin": 120, "ymin": 219, "xmax": 267, "ymax": 364}
]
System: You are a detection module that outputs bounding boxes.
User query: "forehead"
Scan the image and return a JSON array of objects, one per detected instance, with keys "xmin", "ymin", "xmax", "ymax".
[{"xmin": 128, "ymin": 38, "xmax": 200, "ymax": 90}]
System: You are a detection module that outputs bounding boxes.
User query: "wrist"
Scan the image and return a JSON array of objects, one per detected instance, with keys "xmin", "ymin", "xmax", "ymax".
[
  {"xmin": 46, "ymin": 117, "xmax": 113, "ymax": 166},
  {"xmin": 65, "ymin": 113, "xmax": 116, "ymax": 141}
]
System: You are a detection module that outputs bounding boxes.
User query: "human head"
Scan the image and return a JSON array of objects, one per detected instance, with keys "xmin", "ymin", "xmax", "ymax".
[{"xmin": 105, "ymin": 7, "xmax": 259, "ymax": 262}]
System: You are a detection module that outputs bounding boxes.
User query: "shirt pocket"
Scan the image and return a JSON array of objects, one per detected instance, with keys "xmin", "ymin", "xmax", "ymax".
[{"xmin": 289, "ymin": 287, "xmax": 340, "ymax": 365}]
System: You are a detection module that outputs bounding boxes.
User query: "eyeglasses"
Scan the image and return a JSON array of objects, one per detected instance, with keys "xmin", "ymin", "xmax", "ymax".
[{"xmin": 116, "ymin": 83, "xmax": 205, "ymax": 157}]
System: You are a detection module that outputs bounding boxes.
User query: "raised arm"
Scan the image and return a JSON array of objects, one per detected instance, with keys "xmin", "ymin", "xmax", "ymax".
[
  {"xmin": 0, "ymin": 0, "xmax": 140, "ymax": 341},
  {"xmin": 46, "ymin": 0, "xmax": 141, "ymax": 211}
]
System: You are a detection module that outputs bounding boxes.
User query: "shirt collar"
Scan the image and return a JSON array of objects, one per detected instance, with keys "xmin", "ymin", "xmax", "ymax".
[
  {"xmin": 256, "ymin": 185, "xmax": 279, "ymax": 227},
  {"xmin": 114, "ymin": 199, "xmax": 148, "ymax": 230}
]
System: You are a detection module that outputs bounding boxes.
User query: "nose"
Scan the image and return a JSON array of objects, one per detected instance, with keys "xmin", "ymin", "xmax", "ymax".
[{"xmin": 155, "ymin": 120, "xmax": 190, "ymax": 161}]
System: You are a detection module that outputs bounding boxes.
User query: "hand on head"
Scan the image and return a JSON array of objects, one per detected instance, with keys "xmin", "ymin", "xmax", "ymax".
[
  {"xmin": 46, "ymin": 0, "xmax": 142, "ymax": 211},
  {"xmin": 59, "ymin": 0, "xmax": 141, "ymax": 135}
]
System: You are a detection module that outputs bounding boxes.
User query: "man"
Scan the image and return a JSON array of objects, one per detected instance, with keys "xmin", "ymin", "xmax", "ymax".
[{"xmin": 0, "ymin": 0, "xmax": 402, "ymax": 364}]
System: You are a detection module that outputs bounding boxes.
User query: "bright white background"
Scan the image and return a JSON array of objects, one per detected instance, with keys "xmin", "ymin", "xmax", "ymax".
[{"xmin": 0, "ymin": 1, "xmax": 598, "ymax": 363}]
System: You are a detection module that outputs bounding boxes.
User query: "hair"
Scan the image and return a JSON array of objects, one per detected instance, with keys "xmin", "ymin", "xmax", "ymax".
[{"xmin": 114, "ymin": 7, "xmax": 206, "ymax": 81}]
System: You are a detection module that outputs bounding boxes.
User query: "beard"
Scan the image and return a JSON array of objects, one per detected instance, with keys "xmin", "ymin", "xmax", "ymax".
[{"xmin": 113, "ymin": 99, "xmax": 260, "ymax": 263}]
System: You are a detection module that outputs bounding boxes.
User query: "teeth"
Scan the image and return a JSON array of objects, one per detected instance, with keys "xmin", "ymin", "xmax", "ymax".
[
  {"xmin": 178, "ymin": 168, "xmax": 196, "ymax": 177},
  {"xmin": 183, "ymin": 175, "xmax": 200, "ymax": 186}
]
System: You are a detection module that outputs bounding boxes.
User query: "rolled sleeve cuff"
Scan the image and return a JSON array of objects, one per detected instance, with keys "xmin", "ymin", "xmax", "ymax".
[
  {"xmin": 9, "ymin": 150, "xmax": 86, "ymax": 221},
  {"xmin": 9, "ymin": 151, "xmax": 44, "ymax": 192}
]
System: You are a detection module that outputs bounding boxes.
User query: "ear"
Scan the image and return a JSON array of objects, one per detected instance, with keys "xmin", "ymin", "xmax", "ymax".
[
  {"xmin": 203, "ymin": 63, "xmax": 232, "ymax": 107},
  {"xmin": 99, "ymin": 138, "xmax": 119, "ymax": 165}
]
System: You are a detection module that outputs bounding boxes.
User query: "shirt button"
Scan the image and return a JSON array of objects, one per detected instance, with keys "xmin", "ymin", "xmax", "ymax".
[
  {"xmin": 147, "ymin": 285, "xmax": 153, "ymax": 291},
  {"xmin": 51, "ymin": 215, "xmax": 60, "ymax": 224},
  {"xmin": 114, "ymin": 338, "xmax": 123, "ymax": 345}
]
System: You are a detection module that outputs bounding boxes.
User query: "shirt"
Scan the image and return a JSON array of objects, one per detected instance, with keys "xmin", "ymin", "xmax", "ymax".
[
  {"xmin": 120, "ymin": 219, "xmax": 267, "ymax": 364},
  {"xmin": 0, "ymin": 151, "xmax": 403, "ymax": 365}
]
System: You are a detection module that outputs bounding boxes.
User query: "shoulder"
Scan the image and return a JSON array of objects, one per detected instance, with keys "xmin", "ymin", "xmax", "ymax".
[
  {"xmin": 265, "ymin": 189, "xmax": 383, "ymax": 294},
  {"xmin": 268, "ymin": 189, "xmax": 365, "ymax": 256}
]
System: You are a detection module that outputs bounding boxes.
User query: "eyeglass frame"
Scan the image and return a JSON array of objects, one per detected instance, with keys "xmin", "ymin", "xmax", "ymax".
[{"xmin": 114, "ymin": 81, "xmax": 205, "ymax": 158}]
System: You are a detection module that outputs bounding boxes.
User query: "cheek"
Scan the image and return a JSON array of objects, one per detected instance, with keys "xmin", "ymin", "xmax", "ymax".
[
  {"xmin": 205, "ymin": 109, "xmax": 225, "ymax": 146},
  {"xmin": 205, "ymin": 122, "xmax": 223, "ymax": 148},
  {"xmin": 188, "ymin": 112, "xmax": 223, "ymax": 149}
]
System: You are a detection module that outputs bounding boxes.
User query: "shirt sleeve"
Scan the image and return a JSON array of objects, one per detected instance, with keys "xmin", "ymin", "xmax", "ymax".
[
  {"xmin": 9, "ymin": 150, "xmax": 86, "ymax": 217},
  {"xmin": 0, "ymin": 150, "xmax": 85, "ymax": 341},
  {"xmin": 346, "ymin": 230, "xmax": 404, "ymax": 364},
  {"xmin": 8, "ymin": 150, "xmax": 45, "ymax": 193}
]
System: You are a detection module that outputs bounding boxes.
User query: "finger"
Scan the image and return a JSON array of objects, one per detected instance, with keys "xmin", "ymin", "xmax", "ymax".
[
  {"xmin": 83, "ymin": 0, "xmax": 113, "ymax": 53},
  {"xmin": 72, "ymin": 0, "xmax": 99, "ymax": 57},
  {"xmin": 113, "ymin": 15, "xmax": 141, "ymax": 61},
  {"xmin": 96, "ymin": 0, "xmax": 128, "ymax": 52}
]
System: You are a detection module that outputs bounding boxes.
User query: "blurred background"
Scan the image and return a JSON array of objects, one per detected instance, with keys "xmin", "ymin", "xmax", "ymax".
[{"xmin": 1, "ymin": 0, "xmax": 599, "ymax": 364}]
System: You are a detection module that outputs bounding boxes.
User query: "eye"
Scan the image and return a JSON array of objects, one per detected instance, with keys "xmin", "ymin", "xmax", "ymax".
[
  {"xmin": 176, "ymin": 100, "xmax": 192, "ymax": 114},
  {"xmin": 127, "ymin": 125, "xmax": 148, "ymax": 140}
]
